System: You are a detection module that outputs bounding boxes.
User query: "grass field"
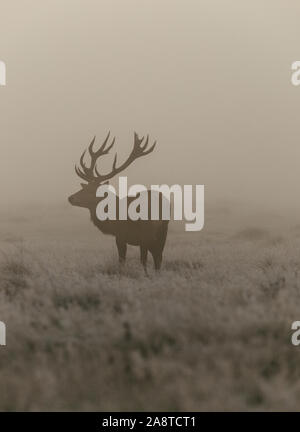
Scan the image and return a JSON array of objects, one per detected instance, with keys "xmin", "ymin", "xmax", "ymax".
[{"xmin": 0, "ymin": 203, "xmax": 300, "ymax": 411}]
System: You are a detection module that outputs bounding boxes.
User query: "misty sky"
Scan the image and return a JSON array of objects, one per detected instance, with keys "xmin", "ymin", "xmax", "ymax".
[{"xmin": 1, "ymin": 0, "xmax": 300, "ymax": 213}]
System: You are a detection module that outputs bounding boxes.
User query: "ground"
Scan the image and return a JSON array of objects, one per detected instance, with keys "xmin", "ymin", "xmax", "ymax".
[{"xmin": 0, "ymin": 203, "xmax": 300, "ymax": 411}]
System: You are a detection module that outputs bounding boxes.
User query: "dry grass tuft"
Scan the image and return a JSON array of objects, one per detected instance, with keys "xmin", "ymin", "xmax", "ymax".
[{"xmin": 0, "ymin": 208, "xmax": 300, "ymax": 411}]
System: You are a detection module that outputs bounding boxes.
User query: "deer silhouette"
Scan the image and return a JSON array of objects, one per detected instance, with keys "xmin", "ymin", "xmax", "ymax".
[{"xmin": 68, "ymin": 132, "xmax": 169, "ymax": 272}]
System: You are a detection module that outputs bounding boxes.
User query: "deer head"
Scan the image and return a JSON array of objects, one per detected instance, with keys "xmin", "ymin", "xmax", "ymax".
[{"xmin": 68, "ymin": 131, "xmax": 156, "ymax": 209}]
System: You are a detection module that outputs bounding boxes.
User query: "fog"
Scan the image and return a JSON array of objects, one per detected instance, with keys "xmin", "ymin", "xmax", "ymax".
[{"xmin": 0, "ymin": 0, "xmax": 300, "ymax": 216}]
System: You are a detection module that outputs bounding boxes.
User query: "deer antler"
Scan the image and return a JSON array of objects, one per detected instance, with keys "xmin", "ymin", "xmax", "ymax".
[
  {"xmin": 75, "ymin": 132, "xmax": 156, "ymax": 183},
  {"xmin": 75, "ymin": 132, "xmax": 115, "ymax": 182}
]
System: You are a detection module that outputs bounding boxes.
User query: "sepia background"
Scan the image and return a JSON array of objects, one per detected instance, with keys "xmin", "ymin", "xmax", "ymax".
[{"xmin": 1, "ymin": 0, "xmax": 300, "ymax": 411}]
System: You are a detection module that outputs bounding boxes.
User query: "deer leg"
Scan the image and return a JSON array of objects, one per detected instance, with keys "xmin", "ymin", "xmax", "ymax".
[
  {"xmin": 154, "ymin": 253, "xmax": 162, "ymax": 271},
  {"xmin": 140, "ymin": 246, "xmax": 148, "ymax": 275},
  {"xmin": 116, "ymin": 238, "xmax": 127, "ymax": 265},
  {"xmin": 150, "ymin": 249, "xmax": 162, "ymax": 271}
]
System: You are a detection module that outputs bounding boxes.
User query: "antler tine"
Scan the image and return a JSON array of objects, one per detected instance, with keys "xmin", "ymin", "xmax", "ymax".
[
  {"xmin": 88, "ymin": 136, "xmax": 97, "ymax": 154},
  {"xmin": 141, "ymin": 140, "xmax": 156, "ymax": 155},
  {"xmin": 75, "ymin": 146, "xmax": 91, "ymax": 181},
  {"xmin": 88, "ymin": 133, "xmax": 115, "ymax": 158},
  {"xmin": 112, "ymin": 153, "xmax": 118, "ymax": 170},
  {"xmin": 134, "ymin": 131, "xmax": 144, "ymax": 147},
  {"xmin": 101, "ymin": 136, "xmax": 115, "ymax": 155},
  {"xmin": 140, "ymin": 135, "xmax": 149, "ymax": 151},
  {"xmin": 75, "ymin": 164, "xmax": 89, "ymax": 181},
  {"xmin": 79, "ymin": 149, "xmax": 88, "ymax": 168},
  {"xmin": 132, "ymin": 132, "xmax": 156, "ymax": 156},
  {"xmin": 93, "ymin": 134, "xmax": 116, "ymax": 178},
  {"xmin": 95, "ymin": 132, "xmax": 114, "ymax": 155}
]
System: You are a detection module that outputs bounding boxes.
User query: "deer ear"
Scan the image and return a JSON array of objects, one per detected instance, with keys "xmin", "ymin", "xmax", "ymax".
[{"xmin": 80, "ymin": 183, "xmax": 87, "ymax": 188}]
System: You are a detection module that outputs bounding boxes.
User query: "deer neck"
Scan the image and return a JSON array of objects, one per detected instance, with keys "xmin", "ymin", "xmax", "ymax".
[{"xmin": 89, "ymin": 206, "xmax": 117, "ymax": 236}]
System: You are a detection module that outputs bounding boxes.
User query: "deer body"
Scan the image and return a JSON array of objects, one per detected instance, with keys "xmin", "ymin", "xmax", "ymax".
[
  {"xmin": 68, "ymin": 132, "xmax": 169, "ymax": 271},
  {"xmin": 91, "ymin": 209, "xmax": 168, "ymax": 271}
]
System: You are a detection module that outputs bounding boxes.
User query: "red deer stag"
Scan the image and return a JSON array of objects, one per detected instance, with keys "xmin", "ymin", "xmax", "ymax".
[{"xmin": 68, "ymin": 132, "xmax": 169, "ymax": 272}]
